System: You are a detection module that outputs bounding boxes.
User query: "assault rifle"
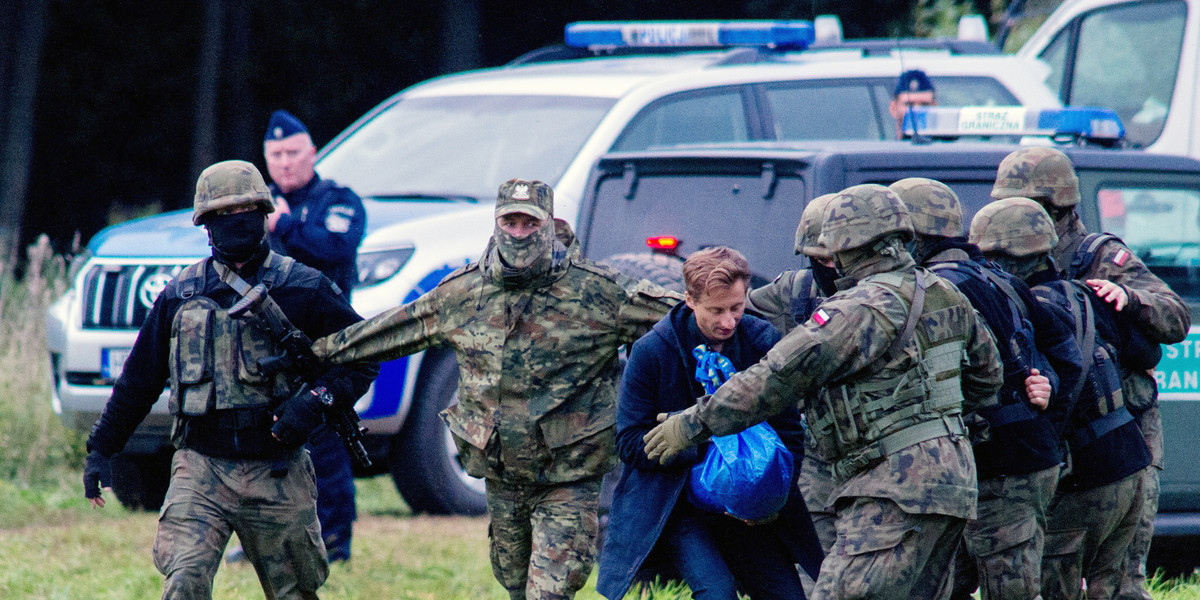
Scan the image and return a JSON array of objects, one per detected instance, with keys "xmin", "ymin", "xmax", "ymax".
[{"xmin": 229, "ymin": 283, "xmax": 372, "ymax": 469}]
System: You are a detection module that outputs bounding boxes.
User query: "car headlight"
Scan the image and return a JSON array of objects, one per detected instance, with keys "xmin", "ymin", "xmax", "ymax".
[{"xmin": 356, "ymin": 246, "xmax": 415, "ymax": 288}]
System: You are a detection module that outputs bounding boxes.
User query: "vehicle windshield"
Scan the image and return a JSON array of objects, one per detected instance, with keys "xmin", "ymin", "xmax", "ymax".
[
  {"xmin": 1099, "ymin": 186, "xmax": 1200, "ymax": 300},
  {"xmin": 317, "ymin": 95, "xmax": 616, "ymax": 200}
]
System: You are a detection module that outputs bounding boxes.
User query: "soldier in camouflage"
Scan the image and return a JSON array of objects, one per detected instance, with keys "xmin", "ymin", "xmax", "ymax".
[
  {"xmin": 971, "ymin": 198, "xmax": 1156, "ymax": 600},
  {"xmin": 646, "ymin": 184, "xmax": 1003, "ymax": 600},
  {"xmin": 991, "ymin": 147, "xmax": 1191, "ymax": 600},
  {"xmin": 311, "ymin": 179, "xmax": 680, "ymax": 600},
  {"xmin": 81, "ymin": 160, "xmax": 377, "ymax": 600},
  {"xmin": 893, "ymin": 177, "xmax": 1083, "ymax": 600},
  {"xmin": 745, "ymin": 193, "xmax": 840, "ymax": 563}
]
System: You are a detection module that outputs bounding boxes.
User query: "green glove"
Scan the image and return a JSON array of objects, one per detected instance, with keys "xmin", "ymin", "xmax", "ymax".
[{"xmin": 643, "ymin": 407, "xmax": 706, "ymax": 465}]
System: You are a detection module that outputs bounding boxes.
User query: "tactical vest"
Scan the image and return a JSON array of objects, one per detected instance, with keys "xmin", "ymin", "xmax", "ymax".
[
  {"xmin": 168, "ymin": 253, "xmax": 298, "ymax": 417},
  {"xmin": 930, "ymin": 260, "xmax": 1049, "ymax": 429},
  {"xmin": 1034, "ymin": 279, "xmax": 1132, "ymax": 453},
  {"xmin": 806, "ymin": 270, "xmax": 968, "ymax": 481}
]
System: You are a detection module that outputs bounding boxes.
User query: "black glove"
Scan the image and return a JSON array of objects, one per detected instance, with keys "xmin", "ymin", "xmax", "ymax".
[
  {"xmin": 83, "ymin": 450, "xmax": 112, "ymax": 500},
  {"xmin": 272, "ymin": 388, "xmax": 326, "ymax": 447}
]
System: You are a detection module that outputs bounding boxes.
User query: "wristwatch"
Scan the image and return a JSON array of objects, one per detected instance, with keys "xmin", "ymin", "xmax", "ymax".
[{"xmin": 311, "ymin": 386, "xmax": 335, "ymax": 408}]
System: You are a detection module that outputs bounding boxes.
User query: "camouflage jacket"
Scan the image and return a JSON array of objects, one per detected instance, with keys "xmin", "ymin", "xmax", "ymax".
[
  {"xmin": 695, "ymin": 254, "xmax": 1002, "ymax": 519},
  {"xmin": 746, "ymin": 268, "xmax": 826, "ymax": 335},
  {"xmin": 1052, "ymin": 215, "xmax": 1190, "ymax": 345},
  {"xmin": 1053, "ymin": 215, "xmax": 1191, "ymax": 466},
  {"xmin": 313, "ymin": 235, "xmax": 680, "ymax": 483}
]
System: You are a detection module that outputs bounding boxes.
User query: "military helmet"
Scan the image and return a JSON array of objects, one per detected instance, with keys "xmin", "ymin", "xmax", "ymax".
[
  {"xmin": 794, "ymin": 193, "xmax": 837, "ymax": 258},
  {"xmin": 969, "ymin": 197, "xmax": 1059, "ymax": 257},
  {"xmin": 818, "ymin": 184, "xmax": 914, "ymax": 253},
  {"xmin": 192, "ymin": 160, "xmax": 274, "ymax": 225},
  {"xmin": 889, "ymin": 177, "xmax": 962, "ymax": 238},
  {"xmin": 991, "ymin": 146, "xmax": 1080, "ymax": 208}
]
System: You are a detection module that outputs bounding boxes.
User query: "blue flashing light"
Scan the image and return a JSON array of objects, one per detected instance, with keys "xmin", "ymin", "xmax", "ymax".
[
  {"xmin": 902, "ymin": 106, "xmax": 1125, "ymax": 143},
  {"xmin": 564, "ymin": 21, "xmax": 815, "ymax": 51}
]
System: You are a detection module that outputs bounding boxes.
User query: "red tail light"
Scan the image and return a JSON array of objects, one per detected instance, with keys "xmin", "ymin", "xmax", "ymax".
[{"xmin": 646, "ymin": 236, "xmax": 680, "ymax": 254}]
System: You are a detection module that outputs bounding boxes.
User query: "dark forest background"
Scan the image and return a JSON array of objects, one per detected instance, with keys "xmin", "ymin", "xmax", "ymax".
[{"xmin": 0, "ymin": 0, "xmax": 1050, "ymax": 263}]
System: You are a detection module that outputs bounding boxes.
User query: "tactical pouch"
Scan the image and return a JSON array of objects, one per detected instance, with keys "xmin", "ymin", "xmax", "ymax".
[{"xmin": 170, "ymin": 297, "xmax": 219, "ymax": 416}]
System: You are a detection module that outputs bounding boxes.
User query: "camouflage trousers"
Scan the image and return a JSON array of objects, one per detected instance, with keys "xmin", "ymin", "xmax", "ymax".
[
  {"xmin": 1118, "ymin": 404, "xmax": 1162, "ymax": 600},
  {"xmin": 153, "ymin": 448, "xmax": 328, "ymax": 600},
  {"xmin": 799, "ymin": 453, "xmax": 837, "ymax": 553},
  {"xmin": 486, "ymin": 476, "xmax": 602, "ymax": 600},
  {"xmin": 811, "ymin": 496, "xmax": 965, "ymax": 600},
  {"xmin": 951, "ymin": 465, "xmax": 1060, "ymax": 600},
  {"xmin": 1041, "ymin": 467, "xmax": 1148, "ymax": 600}
]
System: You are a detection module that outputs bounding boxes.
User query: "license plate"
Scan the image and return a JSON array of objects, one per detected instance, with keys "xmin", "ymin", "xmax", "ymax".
[{"xmin": 101, "ymin": 348, "xmax": 132, "ymax": 380}]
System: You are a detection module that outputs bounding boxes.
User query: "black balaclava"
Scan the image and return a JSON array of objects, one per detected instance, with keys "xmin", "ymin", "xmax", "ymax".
[
  {"xmin": 810, "ymin": 260, "xmax": 840, "ymax": 297},
  {"xmin": 206, "ymin": 210, "xmax": 268, "ymax": 264}
]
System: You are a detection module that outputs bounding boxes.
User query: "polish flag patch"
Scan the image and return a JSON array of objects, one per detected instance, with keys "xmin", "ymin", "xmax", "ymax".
[
  {"xmin": 1112, "ymin": 249, "xmax": 1129, "ymax": 266},
  {"xmin": 813, "ymin": 308, "xmax": 831, "ymax": 326}
]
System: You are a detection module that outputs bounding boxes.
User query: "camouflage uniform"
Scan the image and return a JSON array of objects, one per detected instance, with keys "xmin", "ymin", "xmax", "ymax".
[
  {"xmin": 895, "ymin": 177, "xmax": 1076, "ymax": 600},
  {"xmin": 84, "ymin": 161, "xmax": 377, "ymax": 600},
  {"xmin": 745, "ymin": 193, "xmax": 840, "ymax": 556},
  {"xmin": 649, "ymin": 184, "xmax": 1003, "ymax": 600},
  {"xmin": 314, "ymin": 179, "xmax": 679, "ymax": 600},
  {"xmin": 971, "ymin": 197, "xmax": 1155, "ymax": 600},
  {"xmin": 992, "ymin": 148, "xmax": 1192, "ymax": 600}
]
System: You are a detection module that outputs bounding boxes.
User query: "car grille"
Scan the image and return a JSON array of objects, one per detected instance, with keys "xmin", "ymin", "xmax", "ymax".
[{"xmin": 81, "ymin": 263, "xmax": 188, "ymax": 330}]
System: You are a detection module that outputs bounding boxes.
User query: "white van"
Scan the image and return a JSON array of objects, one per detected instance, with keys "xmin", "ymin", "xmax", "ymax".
[{"xmin": 1018, "ymin": 0, "xmax": 1199, "ymax": 158}]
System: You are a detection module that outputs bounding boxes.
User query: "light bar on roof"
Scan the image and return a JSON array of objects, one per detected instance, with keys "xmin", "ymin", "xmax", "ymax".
[
  {"xmin": 564, "ymin": 21, "xmax": 815, "ymax": 50},
  {"xmin": 902, "ymin": 106, "xmax": 1125, "ymax": 143}
]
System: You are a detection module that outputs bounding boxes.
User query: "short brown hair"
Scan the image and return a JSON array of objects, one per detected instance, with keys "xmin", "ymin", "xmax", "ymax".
[{"xmin": 683, "ymin": 247, "xmax": 751, "ymax": 299}]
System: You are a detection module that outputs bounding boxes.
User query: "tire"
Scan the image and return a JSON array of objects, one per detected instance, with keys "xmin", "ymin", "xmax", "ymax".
[
  {"xmin": 390, "ymin": 350, "xmax": 488, "ymax": 515},
  {"xmin": 601, "ymin": 253, "xmax": 686, "ymax": 293},
  {"xmin": 110, "ymin": 447, "xmax": 174, "ymax": 511}
]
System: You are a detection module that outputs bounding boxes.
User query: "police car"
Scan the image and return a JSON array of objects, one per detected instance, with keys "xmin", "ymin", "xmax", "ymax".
[
  {"xmin": 576, "ymin": 106, "xmax": 1200, "ymax": 573},
  {"xmin": 46, "ymin": 20, "xmax": 1060, "ymax": 515}
]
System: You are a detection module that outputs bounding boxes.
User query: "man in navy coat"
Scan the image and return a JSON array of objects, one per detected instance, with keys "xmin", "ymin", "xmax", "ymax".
[{"xmin": 598, "ymin": 246, "xmax": 823, "ymax": 600}]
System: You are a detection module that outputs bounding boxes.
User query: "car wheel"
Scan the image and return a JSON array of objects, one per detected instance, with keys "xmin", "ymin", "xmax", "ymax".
[
  {"xmin": 110, "ymin": 447, "xmax": 174, "ymax": 511},
  {"xmin": 601, "ymin": 253, "xmax": 686, "ymax": 292},
  {"xmin": 389, "ymin": 349, "xmax": 487, "ymax": 515}
]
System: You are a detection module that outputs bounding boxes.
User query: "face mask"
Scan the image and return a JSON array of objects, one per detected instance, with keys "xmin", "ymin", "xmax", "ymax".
[
  {"xmin": 206, "ymin": 210, "xmax": 266, "ymax": 264},
  {"xmin": 810, "ymin": 260, "xmax": 840, "ymax": 297},
  {"xmin": 991, "ymin": 254, "xmax": 1041, "ymax": 281},
  {"xmin": 495, "ymin": 222, "xmax": 553, "ymax": 271}
]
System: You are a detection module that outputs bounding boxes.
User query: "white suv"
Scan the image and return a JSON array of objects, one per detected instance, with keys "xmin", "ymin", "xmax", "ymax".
[{"xmin": 47, "ymin": 21, "xmax": 1059, "ymax": 514}]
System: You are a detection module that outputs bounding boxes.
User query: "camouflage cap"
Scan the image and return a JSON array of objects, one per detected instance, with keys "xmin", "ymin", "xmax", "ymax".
[
  {"xmin": 192, "ymin": 160, "xmax": 274, "ymax": 225},
  {"xmin": 969, "ymin": 197, "xmax": 1059, "ymax": 257},
  {"xmin": 495, "ymin": 179, "xmax": 552, "ymax": 222},
  {"xmin": 889, "ymin": 177, "xmax": 962, "ymax": 238},
  {"xmin": 819, "ymin": 184, "xmax": 914, "ymax": 253},
  {"xmin": 991, "ymin": 146, "xmax": 1080, "ymax": 208},
  {"xmin": 795, "ymin": 193, "xmax": 837, "ymax": 258}
]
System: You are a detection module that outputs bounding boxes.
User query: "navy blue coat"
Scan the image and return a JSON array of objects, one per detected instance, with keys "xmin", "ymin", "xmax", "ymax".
[
  {"xmin": 596, "ymin": 303, "xmax": 823, "ymax": 600},
  {"xmin": 269, "ymin": 174, "xmax": 366, "ymax": 298}
]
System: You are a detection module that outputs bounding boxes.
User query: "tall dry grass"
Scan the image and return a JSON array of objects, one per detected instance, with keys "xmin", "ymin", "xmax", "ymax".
[{"xmin": 0, "ymin": 235, "xmax": 80, "ymax": 487}]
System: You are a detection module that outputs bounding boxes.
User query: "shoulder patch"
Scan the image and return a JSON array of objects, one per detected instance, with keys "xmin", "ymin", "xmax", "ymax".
[
  {"xmin": 812, "ymin": 308, "xmax": 832, "ymax": 326},
  {"xmin": 1111, "ymin": 248, "xmax": 1130, "ymax": 266}
]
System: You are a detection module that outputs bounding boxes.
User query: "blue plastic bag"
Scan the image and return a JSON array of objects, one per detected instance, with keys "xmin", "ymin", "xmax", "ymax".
[{"xmin": 686, "ymin": 346, "xmax": 795, "ymax": 521}]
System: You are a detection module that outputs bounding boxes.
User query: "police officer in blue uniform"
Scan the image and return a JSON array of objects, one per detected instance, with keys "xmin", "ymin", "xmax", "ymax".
[
  {"xmin": 264, "ymin": 110, "xmax": 367, "ymax": 562},
  {"xmin": 264, "ymin": 109, "xmax": 366, "ymax": 298}
]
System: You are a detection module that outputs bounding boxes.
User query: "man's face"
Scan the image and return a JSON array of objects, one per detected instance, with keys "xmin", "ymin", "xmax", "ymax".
[
  {"xmin": 686, "ymin": 279, "xmax": 748, "ymax": 342},
  {"xmin": 496, "ymin": 213, "xmax": 544, "ymax": 238},
  {"xmin": 889, "ymin": 91, "xmax": 937, "ymax": 135},
  {"xmin": 264, "ymin": 134, "xmax": 317, "ymax": 194}
]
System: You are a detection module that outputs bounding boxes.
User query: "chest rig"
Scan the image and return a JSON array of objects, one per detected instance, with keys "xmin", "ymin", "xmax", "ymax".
[
  {"xmin": 168, "ymin": 252, "xmax": 297, "ymax": 416},
  {"xmin": 806, "ymin": 270, "xmax": 968, "ymax": 481}
]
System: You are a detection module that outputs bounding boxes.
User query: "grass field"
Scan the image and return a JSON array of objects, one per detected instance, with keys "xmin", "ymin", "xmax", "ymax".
[{"xmin": 2, "ymin": 238, "xmax": 1199, "ymax": 599}]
